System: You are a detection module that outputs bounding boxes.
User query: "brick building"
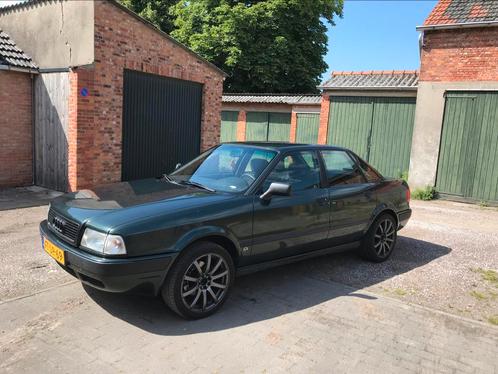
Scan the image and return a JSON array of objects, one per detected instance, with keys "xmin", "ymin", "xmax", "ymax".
[
  {"xmin": 221, "ymin": 94, "xmax": 321, "ymax": 144},
  {"xmin": 409, "ymin": 0, "xmax": 498, "ymax": 203},
  {"xmin": 0, "ymin": 0, "xmax": 225, "ymax": 191},
  {"xmin": 0, "ymin": 30, "xmax": 37, "ymax": 188}
]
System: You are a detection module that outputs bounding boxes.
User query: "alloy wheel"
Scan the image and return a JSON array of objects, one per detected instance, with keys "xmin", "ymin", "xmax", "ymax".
[
  {"xmin": 180, "ymin": 253, "xmax": 230, "ymax": 312},
  {"xmin": 374, "ymin": 219, "xmax": 395, "ymax": 257}
]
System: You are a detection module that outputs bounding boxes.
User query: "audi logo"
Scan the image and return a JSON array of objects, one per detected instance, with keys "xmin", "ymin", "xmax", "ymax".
[{"xmin": 51, "ymin": 216, "xmax": 67, "ymax": 233}]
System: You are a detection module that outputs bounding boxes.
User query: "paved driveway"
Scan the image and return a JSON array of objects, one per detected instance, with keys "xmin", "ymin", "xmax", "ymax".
[{"xmin": 0, "ymin": 199, "xmax": 497, "ymax": 373}]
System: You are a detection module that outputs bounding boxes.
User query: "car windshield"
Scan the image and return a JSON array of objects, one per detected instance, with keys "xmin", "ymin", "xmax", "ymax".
[{"xmin": 169, "ymin": 144, "xmax": 278, "ymax": 193}]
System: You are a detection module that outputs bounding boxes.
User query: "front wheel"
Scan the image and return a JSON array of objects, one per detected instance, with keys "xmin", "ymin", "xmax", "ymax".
[
  {"xmin": 162, "ymin": 241, "xmax": 235, "ymax": 319},
  {"xmin": 359, "ymin": 213, "xmax": 397, "ymax": 262}
]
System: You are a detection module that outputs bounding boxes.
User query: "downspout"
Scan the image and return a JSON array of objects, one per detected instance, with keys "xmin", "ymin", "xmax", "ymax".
[
  {"xmin": 31, "ymin": 73, "xmax": 36, "ymax": 186},
  {"xmin": 418, "ymin": 30, "xmax": 424, "ymax": 57}
]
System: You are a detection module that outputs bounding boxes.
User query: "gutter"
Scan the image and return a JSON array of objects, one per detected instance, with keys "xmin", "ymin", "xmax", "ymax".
[
  {"xmin": 416, "ymin": 20, "xmax": 498, "ymax": 31},
  {"xmin": 0, "ymin": 64, "xmax": 39, "ymax": 74}
]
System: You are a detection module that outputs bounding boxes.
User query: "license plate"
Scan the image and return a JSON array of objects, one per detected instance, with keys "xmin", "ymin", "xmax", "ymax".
[{"xmin": 44, "ymin": 237, "xmax": 65, "ymax": 265}]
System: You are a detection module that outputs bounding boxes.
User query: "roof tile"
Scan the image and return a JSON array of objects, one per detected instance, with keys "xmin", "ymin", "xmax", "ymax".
[
  {"xmin": 320, "ymin": 70, "xmax": 418, "ymax": 90},
  {"xmin": 424, "ymin": 0, "xmax": 498, "ymax": 26},
  {"xmin": 0, "ymin": 29, "xmax": 37, "ymax": 70},
  {"xmin": 222, "ymin": 94, "xmax": 322, "ymax": 105}
]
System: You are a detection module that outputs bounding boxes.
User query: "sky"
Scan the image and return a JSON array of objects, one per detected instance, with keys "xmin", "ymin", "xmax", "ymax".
[
  {"xmin": 2, "ymin": 0, "xmax": 437, "ymax": 79},
  {"xmin": 323, "ymin": 0, "xmax": 438, "ymax": 77}
]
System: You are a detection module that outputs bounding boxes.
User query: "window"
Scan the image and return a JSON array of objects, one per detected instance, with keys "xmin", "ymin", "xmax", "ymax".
[
  {"xmin": 321, "ymin": 150, "xmax": 366, "ymax": 186},
  {"xmin": 243, "ymin": 149, "xmax": 277, "ymax": 176},
  {"xmin": 357, "ymin": 157, "xmax": 383, "ymax": 183},
  {"xmin": 263, "ymin": 151, "xmax": 320, "ymax": 192},
  {"xmin": 171, "ymin": 145, "xmax": 277, "ymax": 193}
]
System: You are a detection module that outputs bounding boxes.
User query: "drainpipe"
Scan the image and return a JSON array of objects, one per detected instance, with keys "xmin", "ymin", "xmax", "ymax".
[{"xmin": 31, "ymin": 73, "xmax": 36, "ymax": 186}]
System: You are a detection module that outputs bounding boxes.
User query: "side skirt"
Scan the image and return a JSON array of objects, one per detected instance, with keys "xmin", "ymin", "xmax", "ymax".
[{"xmin": 236, "ymin": 241, "xmax": 361, "ymax": 277}]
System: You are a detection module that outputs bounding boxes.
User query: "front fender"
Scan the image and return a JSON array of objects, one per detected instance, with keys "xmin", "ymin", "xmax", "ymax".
[{"xmin": 173, "ymin": 225, "xmax": 242, "ymax": 255}]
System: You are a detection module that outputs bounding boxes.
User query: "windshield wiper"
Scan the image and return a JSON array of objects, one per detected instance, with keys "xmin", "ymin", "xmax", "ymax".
[
  {"xmin": 178, "ymin": 180, "xmax": 216, "ymax": 192},
  {"xmin": 162, "ymin": 174, "xmax": 175, "ymax": 182}
]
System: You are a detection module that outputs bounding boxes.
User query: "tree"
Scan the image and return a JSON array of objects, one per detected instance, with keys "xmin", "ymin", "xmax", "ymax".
[
  {"xmin": 119, "ymin": 0, "xmax": 178, "ymax": 34},
  {"xmin": 171, "ymin": 0, "xmax": 343, "ymax": 93},
  {"xmin": 121, "ymin": 0, "xmax": 343, "ymax": 93}
]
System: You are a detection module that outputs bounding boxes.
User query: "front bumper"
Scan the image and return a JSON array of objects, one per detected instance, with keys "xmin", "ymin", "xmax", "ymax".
[{"xmin": 40, "ymin": 220, "xmax": 177, "ymax": 295}]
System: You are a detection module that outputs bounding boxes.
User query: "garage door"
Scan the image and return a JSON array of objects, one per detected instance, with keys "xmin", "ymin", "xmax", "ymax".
[
  {"xmin": 295, "ymin": 113, "xmax": 320, "ymax": 144},
  {"xmin": 327, "ymin": 96, "xmax": 416, "ymax": 177},
  {"xmin": 220, "ymin": 111, "xmax": 239, "ymax": 142},
  {"xmin": 246, "ymin": 112, "xmax": 291, "ymax": 142},
  {"xmin": 436, "ymin": 92, "xmax": 498, "ymax": 203},
  {"xmin": 122, "ymin": 70, "xmax": 202, "ymax": 181}
]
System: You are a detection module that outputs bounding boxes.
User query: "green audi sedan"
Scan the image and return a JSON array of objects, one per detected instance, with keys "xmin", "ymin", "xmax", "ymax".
[{"xmin": 40, "ymin": 142, "xmax": 411, "ymax": 319}]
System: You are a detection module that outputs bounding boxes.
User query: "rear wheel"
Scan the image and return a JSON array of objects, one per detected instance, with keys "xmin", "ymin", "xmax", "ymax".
[
  {"xmin": 359, "ymin": 213, "xmax": 397, "ymax": 262},
  {"xmin": 162, "ymin": 241, "xmax": 235, "ymax": 319}
]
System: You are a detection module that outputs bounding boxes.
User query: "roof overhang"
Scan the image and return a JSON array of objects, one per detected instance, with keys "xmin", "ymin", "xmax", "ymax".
[
  {"xmin": 318, "ymin": 86, "xmax": 418, "ymax": 91},
  {"xmin": 417, "ymin": 20, "xmax": 498, "ymax": 31}
]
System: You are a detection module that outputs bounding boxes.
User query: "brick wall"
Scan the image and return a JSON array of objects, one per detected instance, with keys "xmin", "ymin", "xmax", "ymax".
[
  {"xmin": 317, "ymin": 94, "xmax": 330, "ymax": 144},
  {"xmin": 221, "ymin": 102, "xmax": 320, "ymax": 142},
  {"xmin": 0, "ymin": 71, "xmax": 32, "ymax": 188},
  {"xmin": 67, "ymin": 1, "xmax": 224, "ymax": 190},
  {"xmin": 420, "ymin": 27, "xmax": 498, "ymax": 82}
]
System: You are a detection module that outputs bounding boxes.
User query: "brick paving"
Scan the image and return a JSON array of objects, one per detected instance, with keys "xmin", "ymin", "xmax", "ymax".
[{"xmin": 1, "ymin": 265, "xmax": 497, "ymax": 374}]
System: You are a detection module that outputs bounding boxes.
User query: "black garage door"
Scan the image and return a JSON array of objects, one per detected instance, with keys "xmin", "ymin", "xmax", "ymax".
[{"xmin": 122, "ymin": 70, "xmax": 203, "ymax": 181}]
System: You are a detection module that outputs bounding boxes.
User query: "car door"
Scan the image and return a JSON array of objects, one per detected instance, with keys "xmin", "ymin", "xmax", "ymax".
[
  {"xmin": 249, "ymin": 150, "xmax": 330, "ymax": 263},
  {"xmin": 320, "ymin": 150, "xmax": 377, "ymax": 244}
]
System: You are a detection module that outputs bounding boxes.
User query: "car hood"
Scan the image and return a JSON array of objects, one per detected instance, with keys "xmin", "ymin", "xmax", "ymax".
[{"xmin": 49, "ymin": 178, "xmax": 235, "ymax": 231}]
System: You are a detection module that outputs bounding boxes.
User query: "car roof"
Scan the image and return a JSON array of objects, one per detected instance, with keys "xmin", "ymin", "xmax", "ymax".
[{"xmin": 222, "ymin": 141, "xmax": 351, "ymax": 152}]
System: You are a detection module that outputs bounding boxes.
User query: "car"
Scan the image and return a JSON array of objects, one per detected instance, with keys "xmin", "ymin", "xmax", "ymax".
[{"xmin": 40, "ymin": 142, "xmax": 411, "ymax": 319}]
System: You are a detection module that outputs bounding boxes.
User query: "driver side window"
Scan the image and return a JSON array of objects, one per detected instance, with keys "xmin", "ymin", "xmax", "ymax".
[{"xmin": 263, "ymin": 151, "xmax": 320, "ymax": 192}]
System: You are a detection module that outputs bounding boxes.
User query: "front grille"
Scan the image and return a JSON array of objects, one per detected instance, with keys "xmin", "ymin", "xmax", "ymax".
[{"xmin": 47, "ymin": 209, "xmax": 81, "ymax": 245}]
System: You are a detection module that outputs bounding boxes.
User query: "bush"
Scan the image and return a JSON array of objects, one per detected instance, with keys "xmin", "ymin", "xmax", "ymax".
[
  {"xmin": 398, "ymin": 171, "xmax": 409, "ymax": 183},
  {"xmin": 412, "ymin": 186, "xmax": 436, "ymax": 201}
]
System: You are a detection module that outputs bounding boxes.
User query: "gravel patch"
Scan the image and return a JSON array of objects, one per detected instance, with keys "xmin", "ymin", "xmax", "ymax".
[{"xmin": 299, "ymin": 200, "xmax": 498, "ymax": 324}]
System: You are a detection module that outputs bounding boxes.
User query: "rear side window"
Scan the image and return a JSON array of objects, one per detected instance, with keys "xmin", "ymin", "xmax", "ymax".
[
  {"xmin": 356, "ymin": 157, "xmax": 382, "ymax": 183},
  {"xmin": 320, "ymin": 150, "xmax": 366, "ymax": 186}
]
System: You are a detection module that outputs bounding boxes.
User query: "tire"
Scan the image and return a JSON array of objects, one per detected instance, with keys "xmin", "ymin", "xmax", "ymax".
[
  {"xmin": 162, "ymin": 241, "xmax": 235, "ymax": 319},
  {"xmin": 358, "ymin": 213, "xmax": 398, "ymax": 263}
]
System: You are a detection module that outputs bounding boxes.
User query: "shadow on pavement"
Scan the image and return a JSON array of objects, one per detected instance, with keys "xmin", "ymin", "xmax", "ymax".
[
  {"xmin": 84, "ymin": 236, "xmax": 450, "ymax": 335},
  {"xmin": 0, "ymin": 186, "xmax": 63, "ymax": 211}
]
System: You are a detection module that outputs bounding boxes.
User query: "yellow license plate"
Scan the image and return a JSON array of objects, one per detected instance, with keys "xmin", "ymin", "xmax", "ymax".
[{"xmin": 44, "ymin": 238, "xmax": 65, "ymax": 265}]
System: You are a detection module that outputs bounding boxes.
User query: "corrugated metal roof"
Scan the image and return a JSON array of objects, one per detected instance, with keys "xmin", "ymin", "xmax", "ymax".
[
  {"xmin": 319, "ymin": 71, "xmax": 418, "ymax": 90},
  {"xmin": 422, "ymin": 0, "xmax": 498, "ymax": 27},
  {"xmin": 0, "ymin": 29, "xmax": 37, "ymax": 70},
  {"xmin": 222, "ymin": 94, "xmax": 322, "ymax": 105}
]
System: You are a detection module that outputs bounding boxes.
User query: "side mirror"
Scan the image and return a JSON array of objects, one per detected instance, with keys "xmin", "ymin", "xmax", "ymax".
[
  {"xmin": 174, "ymin": 163, "xmax": 182, "ymax": 170},
  {"xmin": 260, "ymin": 182, "xmax": 291, "ymax": 201}
]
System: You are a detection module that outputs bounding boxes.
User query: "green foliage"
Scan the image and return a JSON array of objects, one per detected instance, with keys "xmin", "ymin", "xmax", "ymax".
[
  {"xmin": 469, "ymin": 290, "xmax": 487, "ymax": 301},
  {"xmin": 119, "ymin": 0, "xmax": 178, "ymax": 34},
  {"xmin": 170, "ymin": 0, "xmax": 343, "ymax": 93},
  {"xmin": 488, "ymin": 315, "xmax": 498, "ymax": 325},
  {"xmin": 472, "ymin": 268, "xmax": 498, "ymax": 286},
  {"xmin": 412, "ymin": 186, "xmax": 436, "ymax": 201},
  {"xmin": 398, "ymin": 170, "xmax": 409, "ymax": 183}
]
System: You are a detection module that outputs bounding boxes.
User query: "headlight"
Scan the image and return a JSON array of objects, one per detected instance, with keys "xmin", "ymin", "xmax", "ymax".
[{"xmin": 80, "ymin": 228, "xmax": 126, "ymax": 255}]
